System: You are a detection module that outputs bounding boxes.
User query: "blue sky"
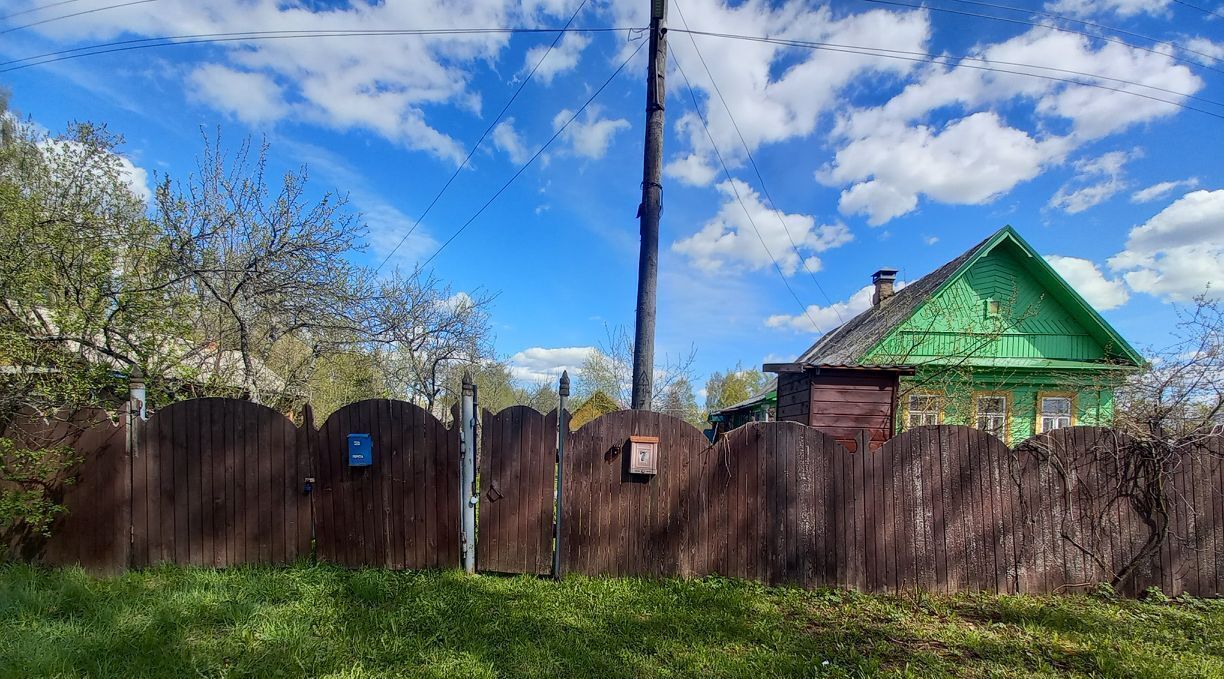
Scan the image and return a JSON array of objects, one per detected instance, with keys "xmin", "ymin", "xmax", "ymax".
[{"xmin": 3, "ymin": 0, "xmax": 1223, "ymax": 399}]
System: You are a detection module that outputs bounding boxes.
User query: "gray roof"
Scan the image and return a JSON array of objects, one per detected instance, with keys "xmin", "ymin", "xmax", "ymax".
[
  {"xmin": 709, "ymin": 376, "xmax": 777, "ymax": 415},
  {"xmin": 796, "ymin": 231, "xmax": 995, "ymax": 365}
]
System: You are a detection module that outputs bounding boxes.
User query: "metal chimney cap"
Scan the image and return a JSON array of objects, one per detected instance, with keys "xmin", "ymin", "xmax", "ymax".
[{"xmin": 872, "ymin": 268, "xmax": 899, "ymax": 282}]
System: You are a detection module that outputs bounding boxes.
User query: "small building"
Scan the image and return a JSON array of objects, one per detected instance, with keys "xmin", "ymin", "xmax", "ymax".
[
  {"xmin": 762, "ymin": 363, "xmax": 914, "ymax": 451},
  {"xmin": 761, "ymin": 226, "xmax": 1143, "ymax": 444},
  {"xmin": 706, "ymin": 379, "xmax": 777, "ymax": 439}
]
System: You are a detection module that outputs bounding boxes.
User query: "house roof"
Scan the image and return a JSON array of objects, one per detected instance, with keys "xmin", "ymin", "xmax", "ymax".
[{"xmin": 795, "ymin": 226, "xmax": 1144, "ymax": 368}]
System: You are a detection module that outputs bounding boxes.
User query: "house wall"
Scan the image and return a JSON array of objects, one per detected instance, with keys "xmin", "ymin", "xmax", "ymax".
[{"xmin": 899, "ymin": 370, "xmax": 1117, "ymax": 444}]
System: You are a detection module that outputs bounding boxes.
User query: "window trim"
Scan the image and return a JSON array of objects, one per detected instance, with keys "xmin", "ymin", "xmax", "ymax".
[
  {"xmin": 984, "ymin": 298, "xmax": 1001, "ymax": 318},
  {"xmin": 904, "ymin": 391, "xmax": 943, "ymax": 429},
  {"xmin": 1035, "ymin": 391, "xmax": 1077, "ymax": 434},
  {"xmin": 974, "ymin": 390, "xmax": 1010, "ymax": 443}
]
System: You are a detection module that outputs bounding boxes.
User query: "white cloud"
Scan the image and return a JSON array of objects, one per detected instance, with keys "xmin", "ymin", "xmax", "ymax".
[
  {"xmin": 827, "ymin": 112, "xmax": 1064, "ymax": 225},
  {"xmin": 1047, "ymin": 149, "xmax": 1136, "ymax": 214},
  {"xmin": 188, "ymin": 64, "xmax": 287, "ymax": 125},
  {"xmin": 521, "ymin": 31, "xmax": 590, "ymax": 85},
  {"xmin": 552, "ymin": 107, "xmax": 630, "ymax": 160},
  {"xmin": 1046, "ymin": 0, "xmax": 1171, "ymax": 17},
  {"xmin": 1130, "ymin": 178, "xmax": 1201, "ymax": 204},
  {"xmin": 672, "ymin": 179, "xmax": 853, "ymax": 274},
  {"xmin": 637, "ymin": 1, "xmax": 930, "ymax": 186},
  {"xmin": 924, "ymin": 235, "xmax": 939, "ymax": 245},
  {"xmin": 492, "ymin": 118, "xmax": 536, "ymax": 164},
  {"xmin": 1044, "ymin": 255, "xmax": 1129, "ymax": 310},
  {"xmin": 1108, "ymin": 189, "xmax": 1224, "ymax": 301},
  {"xmin": 24, "ymin": 0, "xmax": 595, "ymax": 164},
  {"xmin": 508, "ymin": 346, "xmax": 595, "ymax": 384},
  {"xmin": 766, "ymin": 283, "xmax": 890, "ymax": 334}
]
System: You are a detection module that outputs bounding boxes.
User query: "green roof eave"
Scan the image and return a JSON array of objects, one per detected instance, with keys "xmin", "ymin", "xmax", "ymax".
[{"xmin": 906, "ymin": 357, "xmax": 1141, "ymax": 371}]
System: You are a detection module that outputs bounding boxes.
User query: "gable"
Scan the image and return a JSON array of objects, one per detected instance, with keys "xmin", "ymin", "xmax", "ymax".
[{"xmin": 865, "ymin": 232, "xmax": 1141, "ymax": 368}]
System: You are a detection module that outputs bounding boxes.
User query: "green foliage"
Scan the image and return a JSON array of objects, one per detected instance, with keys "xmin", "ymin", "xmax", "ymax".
[
  {"xmin": 1, "ymin": 565, "xmax": 1222, "ymax": 677},
  {"xmin": 704, "ymin": 363, "xmax": 769, "ymax": 412},
  {"xmin": 659, "ymin": 376, "xmax": 703, "ymax": 428},
  {"xmin": 0, "ymin": 438, "xmax": 81, "ymax": 551}
]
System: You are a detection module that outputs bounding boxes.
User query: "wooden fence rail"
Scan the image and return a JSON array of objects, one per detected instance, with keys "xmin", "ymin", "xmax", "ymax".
[{"xmin": 4, "ymin": 398, "xmax": 1221, "ymax": 597}]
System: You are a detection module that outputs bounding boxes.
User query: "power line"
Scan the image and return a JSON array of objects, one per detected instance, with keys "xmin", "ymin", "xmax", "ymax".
[
  {"xmin": 374, "ymin": 0, "xmax": 594, "ymax": 273},
  {"xmin": 942, "ymin": 0, "xmax": 1222, "ymax": 64},
  {"xmin": 416, "ymin": 37, "xmax": 647, "ymax": 272},
  {"xmin": 0, "ymin": 26, "xmax": 637, "ymax": 72},
  {"xmin": 857, "ymin": 0, "xmax": 1224, "ymax": 76},
  {"xmin": 676, "ymin": 29, "xmax": 1224, "ymax": 121},
  {"xmin": 670, "ymin": 49, "xmax": 827, "ymax": 335},
  {"xmin": 1173, "ymin": 0, "xmax": 1224, "ymax": 20},
  {"xmin": 671, "ymin": 0, "xmax": 843, "ymax": 324},
  {"xmin": 1, "ymin": 0, "xmax": 157, "ymax": 35},
  {"xmin": 1, "ymin": 0, "xmax": 92, "ymax": 21}
]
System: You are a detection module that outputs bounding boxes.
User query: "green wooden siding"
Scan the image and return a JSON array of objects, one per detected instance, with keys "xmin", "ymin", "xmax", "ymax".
[{"xmin": 869, "ymin": 242, "xmax": 1111, "ymax": 365}]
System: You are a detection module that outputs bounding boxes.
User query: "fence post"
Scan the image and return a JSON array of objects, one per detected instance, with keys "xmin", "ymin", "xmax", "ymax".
[
  {"xmin": 554, "ymin": 371, "xmax": 569, "ymax": 579},
  {"xmin": 460, "ymin": 372, "xmax": 477, "ymax": 574}
]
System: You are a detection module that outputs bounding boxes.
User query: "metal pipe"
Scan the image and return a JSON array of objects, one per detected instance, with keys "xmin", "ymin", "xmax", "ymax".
[
  {"xmin": 460, "ymin": 372, "xmax": 477, "ymax": 574},
  {"xmin": 554, "ymin": 370, "xmax": 570, "ymax": 578}
]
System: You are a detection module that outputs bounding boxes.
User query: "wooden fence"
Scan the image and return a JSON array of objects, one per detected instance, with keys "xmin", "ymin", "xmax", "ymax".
[{"xmin": 4, "ymin": 398, "xmax": 1221, "ymax": 596}]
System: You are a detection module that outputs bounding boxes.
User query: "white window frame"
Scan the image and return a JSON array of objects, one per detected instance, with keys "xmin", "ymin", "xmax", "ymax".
[
  {"xmin": 1039, "ymin": 395, "xmax": 1073, "ymax": 433},
  {"xmin": 975, "ymin": 393, "xmax": 1008, "ymax": 440},
  {"xmin": 907, "ymin": 393, "xmax": 941, "ymax": 428}
]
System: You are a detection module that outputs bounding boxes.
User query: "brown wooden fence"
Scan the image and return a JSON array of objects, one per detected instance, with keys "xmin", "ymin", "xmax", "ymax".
[
  {"xmin": 314, "ymin": 400, "xmax": 459, "ymax": 569},
  {"xmin": 4, "ymin": 398, "xmax": 1222, "ymax": 597},
  {"xmin": 130, "ymin": 399, "xmax": 311, "ymax": 569},
  {"xmin": 477, "ymin": 406, "xmax": 557, "ymax": 575}
]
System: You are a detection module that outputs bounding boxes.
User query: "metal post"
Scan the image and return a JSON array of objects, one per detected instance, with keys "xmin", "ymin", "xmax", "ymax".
[
  {"xmin": 631, "ymin": 0, "xmax": 668, "ymax": 411},
  {"xmin": 460, "ymin": 372, "xmax": 477, "ymax": 574},
  {"xmin": 554, "ymin": 371, "xmax": 570, "ymax": 578}
]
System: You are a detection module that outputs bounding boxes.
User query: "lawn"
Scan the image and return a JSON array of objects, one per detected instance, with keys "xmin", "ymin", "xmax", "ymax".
[{"xmin": 0, "ymin": 565, "xmax": 1221, "ymax": 678}]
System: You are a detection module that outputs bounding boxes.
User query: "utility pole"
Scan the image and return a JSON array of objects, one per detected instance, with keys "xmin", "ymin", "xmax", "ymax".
[{"xmin": 631, "ymin": 0, "xmax": 668, "ymax": 411}]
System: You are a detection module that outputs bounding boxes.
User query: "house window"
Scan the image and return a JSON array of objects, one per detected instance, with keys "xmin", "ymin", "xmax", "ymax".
[
  {"xmin": 984, "ymin": 299, "xmax": 1001, "ymax": 317},
  {"xmin": 976, "ymin": 394, "xmax": 1008, "ymax": 439},
  {"xmin": 907, "ymin": 394, "xmax": 941, "ymax": 427},
  {"xmin": 1040, "ymin": 396, "xmax": 1073, "ymax": 432}
]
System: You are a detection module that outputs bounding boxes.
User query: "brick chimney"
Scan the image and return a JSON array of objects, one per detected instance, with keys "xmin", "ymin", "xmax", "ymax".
[{"xmin": 872, "ymin": 268, "xmax": 899, "ymax": 306}]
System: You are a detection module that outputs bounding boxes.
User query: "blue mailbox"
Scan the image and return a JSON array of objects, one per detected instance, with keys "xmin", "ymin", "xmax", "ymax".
[{"xmin": 347, "ymin": 433, "xmax": 373, "ymax": 467}]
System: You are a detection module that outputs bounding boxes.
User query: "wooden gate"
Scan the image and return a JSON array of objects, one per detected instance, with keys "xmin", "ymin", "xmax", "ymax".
[
  {"xmin": 314, "ymin": 399, "xmax": 459, "ymax": 569},
  {"xmin": 130, "ymin": 399, "xmax": 311, "ymax": 568},
  {"xmin": 476, "ymin": 406, "xmax": 557, "ymax": 575}
]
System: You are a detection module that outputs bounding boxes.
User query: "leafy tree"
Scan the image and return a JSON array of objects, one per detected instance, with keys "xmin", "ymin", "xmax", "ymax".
[
  {"xmin": 659, "ymin": 376, "xmax": 703, "ymax": 428},
  {"xmin": 704, "ymin": 363, "xmax": 769, "ymax": 412}
]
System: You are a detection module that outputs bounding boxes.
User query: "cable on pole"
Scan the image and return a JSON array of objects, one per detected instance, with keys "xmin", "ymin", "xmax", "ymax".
[
  {"xmin": 857, "ymin": 0, "xmax": 1224, "ymax": 76},
  {"xmin": 671, "ymin": 48, "xmax": 827, "ymax": 335},
  {"xmin": 415, "ymin": 36, "xmax": 648, "ymax": 271},
  {"xmin": 0, "ymin": 26, "xmax": 637, "ymax": 72},
  {"xmin": 674, "ymin": 29, "xmax": 1224, "ymax": 121},
  {"xmin": 374, "ymin": 0, "xmax": 594, "ymax": 273},
  {"xmin": 942, "ymin": 0, "xmax": 1222, "ymax": 64},
  {"xmin": 1, "ymin": 0, "xmax": 157, "ymax": 35},
  {"xmin": 671, "ymin": 0, "xmax": 844, "ymax": 323}
]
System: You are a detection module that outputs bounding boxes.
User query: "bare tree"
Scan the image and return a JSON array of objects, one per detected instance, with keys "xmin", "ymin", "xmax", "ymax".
[{"xmin": 576, "ymin": 324, "xmax": 696, "ymax": 410}]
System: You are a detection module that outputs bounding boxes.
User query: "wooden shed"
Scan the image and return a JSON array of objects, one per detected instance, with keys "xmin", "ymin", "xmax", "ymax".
[{"xmin": 764, "ymin": 363, "xmax": 914, "ymax": 451}]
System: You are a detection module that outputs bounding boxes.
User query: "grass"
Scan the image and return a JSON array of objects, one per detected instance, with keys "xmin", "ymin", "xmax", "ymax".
[{"xmin": 0, "ymin": 565, "xmax": 1221, "ymax": 678}]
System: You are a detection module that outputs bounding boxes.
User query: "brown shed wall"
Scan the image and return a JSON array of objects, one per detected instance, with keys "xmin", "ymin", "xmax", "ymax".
[{"xmin": 807, "ymin": 370, "xmax": 898, "ymax": 450}]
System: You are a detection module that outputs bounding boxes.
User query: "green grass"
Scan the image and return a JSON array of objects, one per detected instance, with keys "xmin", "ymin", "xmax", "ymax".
[{"xmin": 1, "ymin": 565, "xmax": 1221, "ymax": 678}]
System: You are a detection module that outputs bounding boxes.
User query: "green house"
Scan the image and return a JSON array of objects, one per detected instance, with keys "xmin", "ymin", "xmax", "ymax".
[{"xmin": 779, "ymin": 226, "xmax": 1143, "ymax": 444}]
